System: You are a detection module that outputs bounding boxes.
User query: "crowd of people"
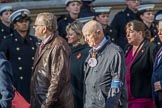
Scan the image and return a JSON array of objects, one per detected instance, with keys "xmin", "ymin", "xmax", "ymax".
[{"xmin": 1, "ymin": 0, "xmax": 162, "ymax": 108}]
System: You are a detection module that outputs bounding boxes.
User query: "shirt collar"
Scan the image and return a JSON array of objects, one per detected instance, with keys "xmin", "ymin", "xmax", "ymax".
[
  {"xmin": 93, "ymin": 37, "xmax": 108, "ymax": 51},
  {"xmin": 42, "ymin": 35, "xmax": 51, "ymax": 45}
]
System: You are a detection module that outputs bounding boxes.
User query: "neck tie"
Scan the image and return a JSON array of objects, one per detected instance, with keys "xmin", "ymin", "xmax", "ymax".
[{"xmin": 39, "ymin": 42, "xmax": 44, "ymax": 54}]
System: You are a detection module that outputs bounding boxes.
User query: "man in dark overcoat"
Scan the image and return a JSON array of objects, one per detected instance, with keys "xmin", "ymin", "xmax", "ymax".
[{"xmin": 0, "ymin": 9, "xmax": 38, "ymax": 102}]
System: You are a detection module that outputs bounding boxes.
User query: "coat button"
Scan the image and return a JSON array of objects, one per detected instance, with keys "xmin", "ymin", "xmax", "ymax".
[
  {"xmin": 32, "ymin": 57, "xmax": 34, "ymax": 60},
  {"xmin": 19, "ymin": 67, "xmax": 22, "ymax": 70},
  {"xmin": 158, "ymin": 42, "xmax": 161, "ymax": 45},
  {"xmin": 20, "ymin": 76, "xmax": 23, "ymax": 80},
  {"xmin": 15, "ymin": 38, "xmax": 18, "ymax": 42},
  {"xmin": 3, "ymin": 36, "xmax": 6, "ymax": 39},
  {"xmin": 1, "ymin": 29, "xmax": 4, "ymax": 32},
  {"xmin": 32, "ymin": 47, "xmax": 35, "ymax": 50},
  {"xmin": 18, "ymin": 57, "xmax": 21, "ymax": 60},
  {"xmin": 31, "ymin": 67, "xmax": 34, "ymax": 70},
  {"xmin": 16, "ymin": 47, "xmax": 20, "ymax": 51}
]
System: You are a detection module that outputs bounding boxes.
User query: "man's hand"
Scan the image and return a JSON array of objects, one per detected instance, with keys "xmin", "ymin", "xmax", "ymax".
[{"xmin": 154, "ymin": 81, "xmax": 162, "ymax": 91}]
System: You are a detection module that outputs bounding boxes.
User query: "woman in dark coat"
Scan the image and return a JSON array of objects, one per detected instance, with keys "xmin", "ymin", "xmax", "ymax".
[
  {"xmin": 125, "ymin": 20, "xmax": 157, "ymax": 108},
  {"xmin": 66, "ymin": 21, "xmax": 90, "ymax": 108}
]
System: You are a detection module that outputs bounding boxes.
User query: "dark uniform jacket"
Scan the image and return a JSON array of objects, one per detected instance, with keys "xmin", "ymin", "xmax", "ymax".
[
  {"xmin": 70, "ymin": 44, "xmax": 90, "ymax": 108},
  {"xmin": 0, "ymin": 22, "xmax": 13, "ymax": 43},
  {"xmin": 125, "ymin": 39, "xmax": 157, "ymax": 98},
  {"xmin": 58, "ymin": 15, "xmax": 77, "ymax": 39},
  {"xmin": 104, "ymin": 25, "xmax": 118, "ymax": 44},
  {"xmin": 0, "ymin": 52, "xmax": 14, "ymax": 108},
  {"xmin": 110, "ymin": 7, "xmax": 139, "ymax": 50},
  {"xmin": 0, "ymin": 30, "xmax": 38, "ymax": 102},
  {"xmin": 84, "ymin": 39, "xmax": 127, "ymax": 108},
  {"xmin": 31, "ymin": 34, "xmax": 73, "ymax": 108},
  {"xmin": 151, "ymin": 35, "xmax": 161, "ymax": 51}
]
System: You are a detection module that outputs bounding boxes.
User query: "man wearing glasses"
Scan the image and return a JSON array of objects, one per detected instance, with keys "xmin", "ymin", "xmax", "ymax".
[
  {"xmin": 31, "ymin": 12, "xmax": 73, "ymax": 108},
  {"xmin": 0, "ymin": 9, "xmax": 38, "ymax": 103}
]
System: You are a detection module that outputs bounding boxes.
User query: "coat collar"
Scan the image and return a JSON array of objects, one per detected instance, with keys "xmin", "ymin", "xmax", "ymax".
[
  {"xmin": 13, "ymin": 30, "xmax": 32, "ymax": 44},
  {"xmin": 33, "ymin": 33, "xmax": 57, "ymax": 69}
]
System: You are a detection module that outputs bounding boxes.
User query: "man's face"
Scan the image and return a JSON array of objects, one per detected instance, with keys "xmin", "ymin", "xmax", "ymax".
[
  {"xmin": 0, "ymin": 10, "xmax": 12, "ymax": 24},
  {"xmin": 126, "ymin": 0, "xmax": 141, "ymax": 11},
  {"xmin": 66, "ymin": 2, "xmax": 81, "ymax": 15},
  {"xmin": 14, "ymin": 19, "xmax": 29, "ymax": 33},
  {"xmin": 33, "ymin": 16, "xmax": 45, "ymax": 40},
  {"xmin": 82, "ymin": 29, "xmax": 96, "ymax": 47}
]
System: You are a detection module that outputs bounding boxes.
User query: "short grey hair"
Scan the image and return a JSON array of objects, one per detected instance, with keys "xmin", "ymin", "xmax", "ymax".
[{"xmin": 37, "ymin": 12, "xmax": 57, "ymax": 32}]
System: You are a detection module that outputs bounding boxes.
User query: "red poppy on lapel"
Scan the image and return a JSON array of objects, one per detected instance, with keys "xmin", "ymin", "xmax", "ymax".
[{"xmin": 76, "ymin": 53, "xmax": 81, "ymax": 59}]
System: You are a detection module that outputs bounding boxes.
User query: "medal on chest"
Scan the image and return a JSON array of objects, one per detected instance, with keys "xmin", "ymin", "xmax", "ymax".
[{"xmin": 88, "ymin": 51, "xmax": 97, "ymax": 67}]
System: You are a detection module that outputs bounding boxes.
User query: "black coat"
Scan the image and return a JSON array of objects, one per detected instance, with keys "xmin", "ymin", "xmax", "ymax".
[
  {"xmin": 70, "ymin": 44, "xmax": 90, "ymax": 108},
  {"xmin": 0, "ymin": 30, "xmax": 38, "ymax": 102},
  {"xmin": 125, "ymin": 39, "xmax": 157, "ymax": 98},
  {"xmin": 58, "ymin": 15, "xmax": 76, "ymax": 39},
  {"xmin": 110, "ymin": 7, "xmax": 139, "ymax": 50},
  {"xmin": 104, "ymin": 25, "xmax": 118, "ymax": 44},
  {"xmin": 0, "ymin": 22, "xmax": 13, "ymax": 43}
]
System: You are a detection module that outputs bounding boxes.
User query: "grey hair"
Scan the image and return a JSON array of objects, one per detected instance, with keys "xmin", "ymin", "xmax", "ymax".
[{"xmin": 37, "ymin": 12, "xmax": 57, "ymax": 32}]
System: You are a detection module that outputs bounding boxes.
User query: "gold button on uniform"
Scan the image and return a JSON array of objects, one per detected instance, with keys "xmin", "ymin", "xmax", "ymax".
[
  {"xmin": 15, "ymin": 38, "xmax": 18, "ymax": 42},
  {"xmin": 158, "ymin": 42, "xmax": 161, "ymax": 45},
  {"xmin": 127, "ymin": 13, "xmax": 130, "ymax": 16},
  {"xmin": 18, "ymin": 57, "xmax": 21, "ymax": 60},
  {"xmin": 32, "ymin": 47, "xmax": 35, "ymax": 50},
  {"xmin": 16, "ymin": 47, "xmax": 20, "ymax": 51},
  {"xmin": 19, "ymin": 67, "xmax": 22, "ymax": 70},
  {"xmin": 20, "ymin": 76, "xmax": 23, "ymax": 80}
]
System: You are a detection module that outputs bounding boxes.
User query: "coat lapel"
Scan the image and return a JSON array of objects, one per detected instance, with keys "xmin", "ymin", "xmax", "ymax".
[
  {"xmin": 132, "ymin": 40, "xmax": 146, "ymax": 66},
  {"xmin": 33, "ymin": 34, "xmax": 56, "ymax": 70}
]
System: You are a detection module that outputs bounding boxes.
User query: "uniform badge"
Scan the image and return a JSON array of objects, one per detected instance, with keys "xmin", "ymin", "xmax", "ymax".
[
  {"xmin": 21, "ymin": 11, "xmax": 25, "ymax": 17},
  {"xmin": 88, "ymin": 58, "xmax": 97, "ymax": 67}
]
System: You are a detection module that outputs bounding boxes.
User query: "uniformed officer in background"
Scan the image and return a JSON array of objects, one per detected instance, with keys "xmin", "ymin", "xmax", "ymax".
[
  {"xmin": 136, "ymin": 4, "xmax": 158, "ymax": 40},
  {"xmin": 0, "ymin": 5, "xmax": 13, "ymax": 43},
  {"xmin": 57, "ymin": 0, "xmax": 81, "ymax": 39},
  {"xmin": 79, "ymin": 0, "xmax": 95, "ymax": 18},
  {"xmin": 94, "ymin": 7, "xmax": 118, "ymax": 44},
  {"xmin": 110, "ymin": 0, "xmax": 141, "ymax": 50},
  {"xmin": 151, "ymin": 13, "xmax": 162, "ymax": 50},
  {"xmin": 0, "ymin": 9, "xmax": 38, "ymax": 103}
]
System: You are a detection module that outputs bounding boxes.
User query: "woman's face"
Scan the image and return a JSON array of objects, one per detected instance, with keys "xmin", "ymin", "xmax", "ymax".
[
  {"xmin": 66, "ymin": 2, "xmax": 81, "ymax": 15},
  {"xmin": 96, "ymin": 13, "xmax": 109, "ymax": 26},
  {"xmin": 140, "ymin": 11, "xmax": 155, "ymax": 24},
  {"xmin": 126, "ymin": 26, "xmax": 140, "ymax": 45},
  {"xmin": 66, "ymin": 28, "xmax": 80, "ymax": 45}
]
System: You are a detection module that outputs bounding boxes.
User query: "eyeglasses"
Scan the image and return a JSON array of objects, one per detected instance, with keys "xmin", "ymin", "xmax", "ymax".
[{"xmin": 33, "ymin": 24, "xmax": 44, "ymax": 28}]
